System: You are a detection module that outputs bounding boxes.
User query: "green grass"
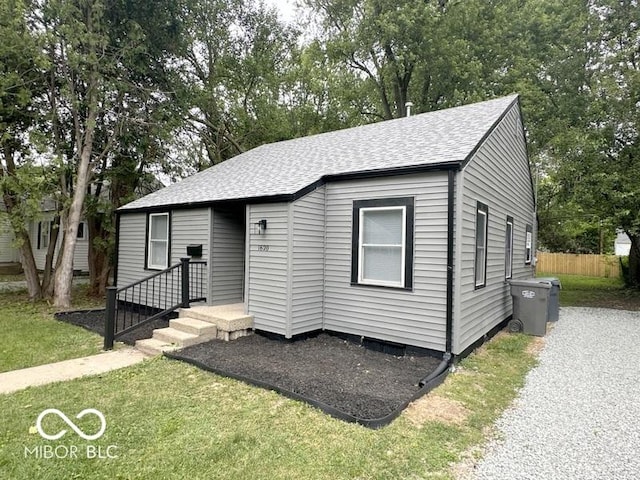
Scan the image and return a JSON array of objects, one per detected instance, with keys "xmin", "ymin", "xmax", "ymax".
[
  {"xmin": 0, "ymin": 286, "xmax": 104, "ymax": 373},
  {"xmin": 537, "ymin": 272, "xmax": 640, "ymax": 310},
  {"xmin": 0, "ymin": 273, "xmax": 26, "ymax": 282},
  {"xmin": 0, "ymin": 332, "xmax": 537, "ymax": 480}
]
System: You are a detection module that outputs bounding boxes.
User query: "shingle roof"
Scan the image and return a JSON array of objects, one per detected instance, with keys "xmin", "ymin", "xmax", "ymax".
[{"xmin": 120, "ymin": 94, "xmax": 519, "ymax": 211}]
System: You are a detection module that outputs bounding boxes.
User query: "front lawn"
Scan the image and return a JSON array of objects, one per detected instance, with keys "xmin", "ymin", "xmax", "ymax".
[
  {"xmin": 0, "ymin": 333, "xmax": 536, "ymax": 480},
  {"xmin": 537, "ymin": 273, "xmax": 640, "ymax": 310},
  {"xmin": 0, "ymin": 286, "xmax": 104, "ymax": 373}
]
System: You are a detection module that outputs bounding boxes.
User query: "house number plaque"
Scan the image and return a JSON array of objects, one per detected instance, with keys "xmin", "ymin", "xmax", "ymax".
[{"xmin": 257, "ymin": 245, "xmax": 270, "ymax": 252}]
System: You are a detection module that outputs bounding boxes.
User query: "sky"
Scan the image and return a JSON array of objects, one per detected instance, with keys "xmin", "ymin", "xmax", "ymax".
[{"xmin": 263, "ymin": 0, "xmax": 300, "ymax": 23}]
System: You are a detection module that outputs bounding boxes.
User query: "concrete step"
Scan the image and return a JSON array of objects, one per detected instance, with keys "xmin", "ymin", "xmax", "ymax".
[
  {"xmin": 152, "ymin": 327, "xmax": 212, "ymax": 348},
  {"xmin": 178, "ymin": 304, "xmax": 253, "ymax": 332},
  {"xmin": 135, "ymin": 338, "xmax": 179, "ymax": 357},
  {"xmin": 170, "ymin": 317, "xmax": 218, "ymax": 336}
]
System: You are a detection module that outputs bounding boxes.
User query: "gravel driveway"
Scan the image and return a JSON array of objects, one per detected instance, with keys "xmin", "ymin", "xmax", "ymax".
[{"xmin": 469, "ymin": 307, "xmax": 640, "ymax": 480}]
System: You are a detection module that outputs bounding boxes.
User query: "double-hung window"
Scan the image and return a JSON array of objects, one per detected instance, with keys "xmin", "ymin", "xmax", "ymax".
[
  {"xmin": 351, "ymin": 198, "xmax": 414, "ymax": 289},
  {"xmin": 37, "ymin": 221, "xmax": 50, "ymax": 250},
  {"xmin": 77, "ymin": 221, "xmax": 87, "ymax": 240},
  {"xmin": 525, "ymin": 224, "xmax": 533, "ymax": 265},
  {"xmin": 505, "ymin": 216, "xmax": 513, "ymax": 279},
  {"xmin": 147, "ymin": 213, "xmax": 170, "ymax": 270},
  {"xmin": 475, "ymin": 202, "xmax": 489, "ymax": 288}
]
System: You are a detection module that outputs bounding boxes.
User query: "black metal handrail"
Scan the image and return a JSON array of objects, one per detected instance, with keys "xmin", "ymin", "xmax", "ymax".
[{"xmin": 103, "ymin": 258, "xmax": 207, "ymax": 350}]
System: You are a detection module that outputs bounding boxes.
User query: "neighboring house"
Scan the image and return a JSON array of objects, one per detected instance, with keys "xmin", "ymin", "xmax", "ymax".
[
  {"xmin": 29, "ymin": 211, "xmax": 90, "ymax": 273},
  {"xmin": 615, "ymin": 230, "xmax": 631, "ymax": 256},
  {"xmin": 0, "ymin": 200, "xmax": 89, "ymax": 273},
  {"xmin": 116, "ymin": 94, "xmax": 536, "ymax": 357},
  {"xmin": 0, "ymin": 217, "xmax": 20, "ymax": 264}
]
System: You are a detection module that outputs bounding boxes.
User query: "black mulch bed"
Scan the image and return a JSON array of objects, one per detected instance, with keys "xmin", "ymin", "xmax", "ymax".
[
  {"xmin": 54, "ymin": 309, "xmax": 169, "ymax": 345},
  {"xmin": 169, "ymin": 333, "xmax": 442, "ymax": 422}
]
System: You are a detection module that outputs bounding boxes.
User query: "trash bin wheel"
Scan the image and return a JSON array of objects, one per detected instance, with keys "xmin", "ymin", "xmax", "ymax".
[{"xmin": 508, "ymin": 319, "xmax": 523, "ymax": 333}]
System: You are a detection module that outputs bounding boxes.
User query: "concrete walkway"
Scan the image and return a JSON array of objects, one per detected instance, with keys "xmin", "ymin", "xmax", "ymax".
[{"xmin": 0, "ymin": 348, "xmax": 147, "ymax": 395}]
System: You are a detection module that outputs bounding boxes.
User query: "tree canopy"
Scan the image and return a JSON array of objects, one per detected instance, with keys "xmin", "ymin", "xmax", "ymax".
[{"xmin": 2, "ymin": 0, "xmax": 640, "ymax": 297}]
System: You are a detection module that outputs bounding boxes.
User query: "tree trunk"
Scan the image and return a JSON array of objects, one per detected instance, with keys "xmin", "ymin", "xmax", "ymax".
[
  {"xmin": 41, "ymin": 215, "xmax": 60, "ymax": 296},
  {"xmin": 53, "ymin": 148, "xmax": 93, "ymax": 308},
  {"xmin": 628, "ymin": 234, "xmax": 640, "ymax": 288},
  {"xmin": 0, "ymin": 146, "xmax": 42, "ymax": 300},
  {"xmin": 87, "ymin": 214, "xmax": 111, "ymax": 297},
  {"xmin": 16, "ymin": 229, "xmax": 42, "ymax": 300}
]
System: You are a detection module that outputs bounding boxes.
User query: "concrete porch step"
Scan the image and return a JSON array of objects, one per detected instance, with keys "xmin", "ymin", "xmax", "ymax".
[
  {"xmin": 170, "ymin": 317, "xmax": 218, "ymax": 336},
  {"xmin": 178, "ymin": 304, "xmax": 253, "ymax": 332},
  {"xmin": 152, "ymin": 327, "xmax": 216, "ymax": 348},
  {"xmin": 135, "ymin": 338, "xmax": 180, "ymax": 357}
]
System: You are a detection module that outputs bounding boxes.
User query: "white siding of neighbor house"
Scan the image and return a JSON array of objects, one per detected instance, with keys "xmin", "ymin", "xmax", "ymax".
[
  {"xmin": 453, "ymin": 104, "xmax": 535, "ymax": 355},
  {"xmin": 291, "ymin": 186, "xmax": 325, "ymax": 336},
  {"xmin": 246, "ymin": 202, "xmax": 290, "ymax": 335},
  {"xmin": 29, "ymin": 214, "xmax": 89, "ymax": 272},
  {"xmin": 116, "ymin": 209, "xmax": 210, "ymax": 309},
  {"xmin": 210, "ymin": 206, "xmax": 245, "ymax": 305},
  {"xmin": 323, "ymin": 173, "xmax": 449, "ymax": 351},
  {"xmin": 0, "ymin": 218, "xmax": 19, "ymax": 263}
]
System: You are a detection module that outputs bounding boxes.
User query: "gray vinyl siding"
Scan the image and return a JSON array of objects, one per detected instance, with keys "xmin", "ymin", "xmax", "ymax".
[
  {"xmin": 291, "ymin": 187, "xmax": 325, "ymax": 336},
  {"xmin": 169, "ymin": 208, "xmax": 210, "ymax": 265},
  {"xmin": 210, "ymin": 206, "xmax": 245, "ymax": 305},
  {"xmin": 116, "ymin": 213, "xmax": 147, "ymax": 288},
  {"xmin": 116, "ymin": 209, "xmax": 210, "ymax": 309},
  {"xmin": 247, "ymin": 202, "xmax": 289, "ymax": 335},
  {"xmin": 324, "ymin": 173, "xmax": 449, "ymax": 351},
  {"xmin": 454, "ymin": 104, "xmax": 534, "ymax": 355}
]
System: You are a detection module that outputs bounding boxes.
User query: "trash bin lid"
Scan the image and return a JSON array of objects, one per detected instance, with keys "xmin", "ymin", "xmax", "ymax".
[
  {"xmin": 508, "ymin": 279, "xmax": 552, "ymax": 288},
  {"xmin": 536, "ymin": 276, "xmax": 561, "ymax": 288}
]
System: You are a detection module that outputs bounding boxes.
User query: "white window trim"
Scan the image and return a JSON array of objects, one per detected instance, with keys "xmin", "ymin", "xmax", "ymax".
[
  {"xmin": 147, "ymin": 212, "xmax": 170, "ymax": 270},
  {"xmin": 505, "ymin": 218, "xmax": 513, "ymax": 279},
  {"xmin": 475, "ymin": 206, "xmax": 488, "ymax": 288},
  {"xmin": 525, "ymin": 228, "xmax": 533, "ymax": 265},
  {"xmin": 357, "ymin": 205, "xmax": 406, "ymax": 288}
]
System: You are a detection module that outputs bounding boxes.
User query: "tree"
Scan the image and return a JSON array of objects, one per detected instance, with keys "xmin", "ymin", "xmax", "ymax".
[
  {"xmin": 557, "ymin": 0, "xmax": 640, "ymax": 286},
  {"xmin": 82, "ymin": 0, "xmax": 184, "ymax": 296},
  {"xmin": 0, "ymin": 0, "xmax": 53, "ymax": 299},
  {"xmin": 176, "ymin": 0, "xmax": 301, "ymax": 170}
]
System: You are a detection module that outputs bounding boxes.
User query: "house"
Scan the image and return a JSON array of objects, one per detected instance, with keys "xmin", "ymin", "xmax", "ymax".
[
  {"xmin": 115, "ymin": 94, "xmax": 536, "ymax": 357},
  {"xmin": 29, "ymin": 209, "xmax": 90, "ymax": 274},
  {"xmin": 615, "ymin": 230, "xmax": 631, "ymax": 256},
  {"xmin": 0, "ymin": 216, "xmax": 21, "ymax": 272},
  {"xmin": 0, "ymin": 199, "xmax": 89, "ymax": 274}
]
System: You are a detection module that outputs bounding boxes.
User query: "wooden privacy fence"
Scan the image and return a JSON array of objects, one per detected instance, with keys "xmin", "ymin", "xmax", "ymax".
[{"xmin": 536, "ymin": 252, "xmax": 621, "ymax": 278}]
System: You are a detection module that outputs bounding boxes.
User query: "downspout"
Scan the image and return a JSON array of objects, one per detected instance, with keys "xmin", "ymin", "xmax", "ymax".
[{"xmin": 419, "ymin": 168, "xmax": 455, "ymax": 387}]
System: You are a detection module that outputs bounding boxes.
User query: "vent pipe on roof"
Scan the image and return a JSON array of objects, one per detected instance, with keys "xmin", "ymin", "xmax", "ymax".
[{"xmin": 405, "ymin": 102, "xmax": 414, "ymax": 117}]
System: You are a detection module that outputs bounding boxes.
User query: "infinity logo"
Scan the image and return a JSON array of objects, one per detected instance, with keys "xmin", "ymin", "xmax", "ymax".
[{"xmin": 36, "ymin": 409, "xmax": 106, "ymax": 441}]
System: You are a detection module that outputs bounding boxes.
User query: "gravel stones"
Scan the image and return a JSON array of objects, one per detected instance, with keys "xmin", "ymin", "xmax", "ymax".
[{"xmin": 471, "ymin": 307, "xmax": 640, "ymax": 480}]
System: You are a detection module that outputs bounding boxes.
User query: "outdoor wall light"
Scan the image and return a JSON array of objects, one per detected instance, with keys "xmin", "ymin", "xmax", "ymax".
[{"xmin": 256, "ymin": 219, "xmax": 267, "ymax": 234}]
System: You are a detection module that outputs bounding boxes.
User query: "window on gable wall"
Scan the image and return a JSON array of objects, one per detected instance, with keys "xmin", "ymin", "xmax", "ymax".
[
  {"xmin": 505, "ymin": 216, "xmax": 513, "ymax": 279},
  {"xmin": 475, "ymin": 202, "xmax": 489, "ymax": 288},
  {"xmin": 351, "ymin": 198, "xmax": 414, "ymax": 289},
  {"xmin": 147, "ymin": 213, "xmax": 170, "ymax": 270},
  {"xmin": 525, "ymin": 224, "xmax": 533, "ymax": 265}
]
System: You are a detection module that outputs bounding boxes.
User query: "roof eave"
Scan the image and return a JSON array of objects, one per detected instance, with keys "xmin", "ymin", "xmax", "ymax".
[{"xmin": 117, "ymin": 161, "xmax": 463, "ymax": 214}]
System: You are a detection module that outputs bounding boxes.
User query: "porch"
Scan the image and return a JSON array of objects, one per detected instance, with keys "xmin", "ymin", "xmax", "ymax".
[{"xmin": 136, "ymin": 303, "xmax": 254, "ymax": 356}]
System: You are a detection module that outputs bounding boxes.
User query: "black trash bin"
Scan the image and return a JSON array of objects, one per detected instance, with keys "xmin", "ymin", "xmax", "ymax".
[
  {"xmin": 508, "ymin": 279, "xmax": 552, "ymax": 336},
  {"xmin": 536, "ymin": 277, "xmax": 561, "ymax": 322}
]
